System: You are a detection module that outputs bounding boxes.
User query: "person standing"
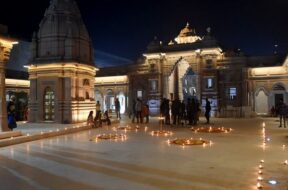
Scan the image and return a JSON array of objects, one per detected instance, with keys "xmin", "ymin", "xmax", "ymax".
[
  {"xmin": 205, "ymin": 98, "xmax": 211, "ymax": 124},
  {"xmin": 179, "ymin": 100, "xmax": 186, "ymax": 125},
  {"xmin": 96, "ymin": 101, "xmax": 101, "ymax": 118},
  {"xmin": 115, "ymin": 98, "xmax": 121, "ymax": 119},
  {"xmin": 87, "ymin": 111, "xmax": 94, "ymax": 127},
  {"xmin": 143, "ymin": 104, "xmax": 149, "ymax": 124},
  {"xmin": 7, "ymin": 96, "xmax": 17, "ymax": 130},
  {"xmin": 278, "ymin": 99, "xmax": 287, "ymax": 128},
  {"xmin": 135, "ymin": 98, "xmax": 143, "ymax": 123},
  {"xmin": 131, "ymin": 99, "xmax": 136, "ymax": 123}
]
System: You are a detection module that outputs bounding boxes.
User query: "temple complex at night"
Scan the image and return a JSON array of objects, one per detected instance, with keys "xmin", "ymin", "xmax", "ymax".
[
  {"xmin": 1, "ymin": 1, "xmax": 288, "ymax": 190},
  {"xmin": 1, "ymin": 0, "xmax": 288, "ymax": 123}
]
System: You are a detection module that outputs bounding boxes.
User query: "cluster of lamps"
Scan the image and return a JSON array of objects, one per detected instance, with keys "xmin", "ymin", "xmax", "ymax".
[
  {"xmin": 150, "ymin": 116, "xmax": 173, "ymax": 137},
  {"xmin": 167, "ymin": 138, "xmax": 212, "ymax": 147},
  {"xmin": 114, "ymin": 125, "xmax": 140, "ymax": 132},
  {"xmin": 191, "ymin": 126, "xmax": 232, "ymax": 133},
  {"xmin": 151, "ymin": 130, "xmax": 173, "ymax": 137},
  {"xmin": 90, "ymin": 134, "xmax": 127, "ymax": 142}
]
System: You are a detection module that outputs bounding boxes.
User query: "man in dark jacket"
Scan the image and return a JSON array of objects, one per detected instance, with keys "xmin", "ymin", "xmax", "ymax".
[{"xmin": 205, "ymin": 98, "xmax": 211, "ymax": 124}]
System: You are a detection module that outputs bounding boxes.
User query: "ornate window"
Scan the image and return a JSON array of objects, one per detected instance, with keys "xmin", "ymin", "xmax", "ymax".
[
  {"xmin": 83, "ymin": 79, "xmax": 90, "ymax": 86},
  {"xmin": 44, "ymin": 87, "xmax": 55, "ymax": 121},
  {"xmin": 229, "ymin": 87, "xmax": 237, "ymax": 100},
  {"xmin": 206, "ymin": 78, "xmax": 213, "ymax": 89},
  {"xmin": 206, "ymin": 59, "xmax": 213, "ymax": 69},
  {"xmin": 273, "ymin": 84, "xmax": 285, "ymax": 91},
  {"xmin": 137, "ymin": 90, "xmax": 143, "ymax": 98},
  {"xmin": 149, "ymin": 80, "xmax": 158, "ymax": 92}
]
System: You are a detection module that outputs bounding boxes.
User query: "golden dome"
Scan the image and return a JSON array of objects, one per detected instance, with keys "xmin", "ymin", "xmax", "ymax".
[{"xmin": 179, "ymin": 23, "xmax": 195, "ymax": 37}]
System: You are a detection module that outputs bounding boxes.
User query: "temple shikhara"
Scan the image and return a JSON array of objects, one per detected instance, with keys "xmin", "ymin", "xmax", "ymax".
[
  {"xmin": 2, "ymin": 0, "xmax": 288, "ymax": 123},
  {"xmin": 27, "ymin": 0, "xmax": 96, "ymax": 123}
]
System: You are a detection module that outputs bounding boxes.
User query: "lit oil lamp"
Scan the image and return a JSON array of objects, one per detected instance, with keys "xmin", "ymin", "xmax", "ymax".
[{"xmin": 257, "ymin": 182, "xmax": 263, "ymax": 189}]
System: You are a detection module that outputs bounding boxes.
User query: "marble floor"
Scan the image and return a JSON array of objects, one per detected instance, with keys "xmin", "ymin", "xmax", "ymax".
[{"xmin": 0, "ymin": 117, "xmax": 287, "ymax": 190}]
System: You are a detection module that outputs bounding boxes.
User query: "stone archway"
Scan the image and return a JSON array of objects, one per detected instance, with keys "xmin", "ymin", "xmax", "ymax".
[
  {"xmin": 117, "ymin": 92, "xmax": 126, "ymax": 114},
  {"xmin": 271, "ymin": 83, "xmax": 287, "ymax": 107},
  {"xmin": 182, "ymin": 68, "xmax": 198, "ymax": 102},
  {"xmin": 255, "ymin": 87, "xmax": 269, "ymax": 115},
  {"xmin": 104, "ymin": 89, "xmax": 114, "ymax": 112},
  {"xmin": 95, "ymin": 90, "xmax": 104, "ymax": 111},
  {"xmin": 168, "ymin": 58, "xmax": 198, "ymax": 101}
]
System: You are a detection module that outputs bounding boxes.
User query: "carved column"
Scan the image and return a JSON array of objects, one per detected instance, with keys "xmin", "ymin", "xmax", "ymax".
[{"xmin": 0, "ymin": 37, "xmax": 17, "ymax": 132}]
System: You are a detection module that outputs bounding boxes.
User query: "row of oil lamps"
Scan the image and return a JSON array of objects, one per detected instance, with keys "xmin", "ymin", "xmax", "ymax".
[{"xmin": 256, "ymin": 122, "xmax": 287, "ymax": 189}]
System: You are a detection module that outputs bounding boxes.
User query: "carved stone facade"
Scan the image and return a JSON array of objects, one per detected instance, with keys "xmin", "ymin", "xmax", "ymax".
[
  {"xmin": 96, "ymin": 24, "xmax": 287, "ymax": 117},
  {"xmin": 4, "ymin": 20, "xmax": 288, "ymax": 118},
  {"xmin": 28, "ymin": 0, "xmax": 97, "ymax": 123},
  {"xmin": 248, "ymin": 60, "xmax": 288, "ymax": 115}
]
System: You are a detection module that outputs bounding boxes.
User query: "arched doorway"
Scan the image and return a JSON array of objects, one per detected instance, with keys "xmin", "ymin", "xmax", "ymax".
[
  {"xmin": 182, "ymin": 68, "xmax": 197, "ymax": 102},
  {"xmin": 271, "ymin": 83, "xmax": 287, "ymax": 107},
  {"xmin": 255, "ymin": 88, "xmax": 268, "ymax": 115},
  {"xmin": 105, "ymin": 89, "xmax": 114, "ymax": 112},
  {"xmin": 44, "ymin": 87, "xmax": 55, "ymax": 121},
  {"xmin": 117, "ymin": 92, "xmax": 126, "ymax": 114},
  {"xmin": 168, "ymin": 59, "xmax": 198, "ymax": 101},
  {"xmin": 95, "ymin": 90, "xmax": 104, "ymax": 111}
]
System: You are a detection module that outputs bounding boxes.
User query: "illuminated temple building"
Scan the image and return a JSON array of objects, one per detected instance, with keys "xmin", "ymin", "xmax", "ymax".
[{"xmin": 2, "ymin": 1, "xmax": 288, "ymax": 123}]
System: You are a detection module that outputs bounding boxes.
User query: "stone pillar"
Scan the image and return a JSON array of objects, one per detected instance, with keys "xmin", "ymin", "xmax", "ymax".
[{"xmin": 0, "ymin": 37, "xmax": 17, "ymax": 132}]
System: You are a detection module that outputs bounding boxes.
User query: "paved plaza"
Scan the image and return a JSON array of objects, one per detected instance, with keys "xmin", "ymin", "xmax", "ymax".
[{"xmin": 0, "ymin": 117, "xmax": 287, "ymax": 190}]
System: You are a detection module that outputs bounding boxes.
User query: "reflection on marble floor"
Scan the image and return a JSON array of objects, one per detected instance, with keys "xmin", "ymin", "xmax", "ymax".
[{"xmin": 0, "ymin": 117, "xmax": 287, "ymax": 190}]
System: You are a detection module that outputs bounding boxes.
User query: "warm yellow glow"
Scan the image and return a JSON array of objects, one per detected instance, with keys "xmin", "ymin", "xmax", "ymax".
[
  {"xmin": 0, "ymin": 37, "xmax": 18, "ymax": 49},
  {"xmin": 174, "ymin": 35, "xmax": 202, "ymax": 44},
  {"xmin": 95, "ymin": 75, "xmax": 128, "ymax": 84},
  {"xmin": 257, "ymin": 182, "xmax": 263, "ymax": 189},
  {"xmin": 5, "ymin": 78, "xmax": 30, "ymax": 87},
  {"xmin": 250, "ymin": 66, "xmax": 287, "ymax": 76},
  {"xmin": 28, "ymin": 63, "xmax": 96, "ymax": 79}
]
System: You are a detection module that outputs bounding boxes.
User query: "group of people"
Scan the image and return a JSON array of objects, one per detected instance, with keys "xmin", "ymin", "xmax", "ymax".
[
  {"xmin": 160, "ymin": 97, "xmax": 211, "ymax": 126},
  {"xmin": 87, "ymin": 101, "xmax": 111, "ymax": 128},
  {"xmin": 130, "ymin": 98, "xmax": 149, "ymax": 124}
]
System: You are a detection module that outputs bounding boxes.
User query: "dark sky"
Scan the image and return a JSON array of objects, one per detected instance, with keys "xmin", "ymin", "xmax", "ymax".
[{"xmin": 1, "ymin": 0, "xmax": 288, "ymax": 66}]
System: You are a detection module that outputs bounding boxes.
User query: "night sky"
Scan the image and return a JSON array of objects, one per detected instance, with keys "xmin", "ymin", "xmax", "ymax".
[{"xmin": 1, "ymin": 0, "xmax": 288, "ymax": 67}]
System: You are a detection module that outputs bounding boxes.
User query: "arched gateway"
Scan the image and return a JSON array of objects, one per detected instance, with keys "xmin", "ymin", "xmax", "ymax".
[{"xmin": 167, "ymin": 59, "xmax": 198, "ymax": 101}]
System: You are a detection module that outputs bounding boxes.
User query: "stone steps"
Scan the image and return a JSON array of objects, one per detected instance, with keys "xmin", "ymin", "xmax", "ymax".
[
  {"xmin": 0, "ymin": 119, "xmax": 120, "ymax": 148},
  {"xmin": 0, "ymin": 131, "xmax": 22, "ymax": 140}
]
